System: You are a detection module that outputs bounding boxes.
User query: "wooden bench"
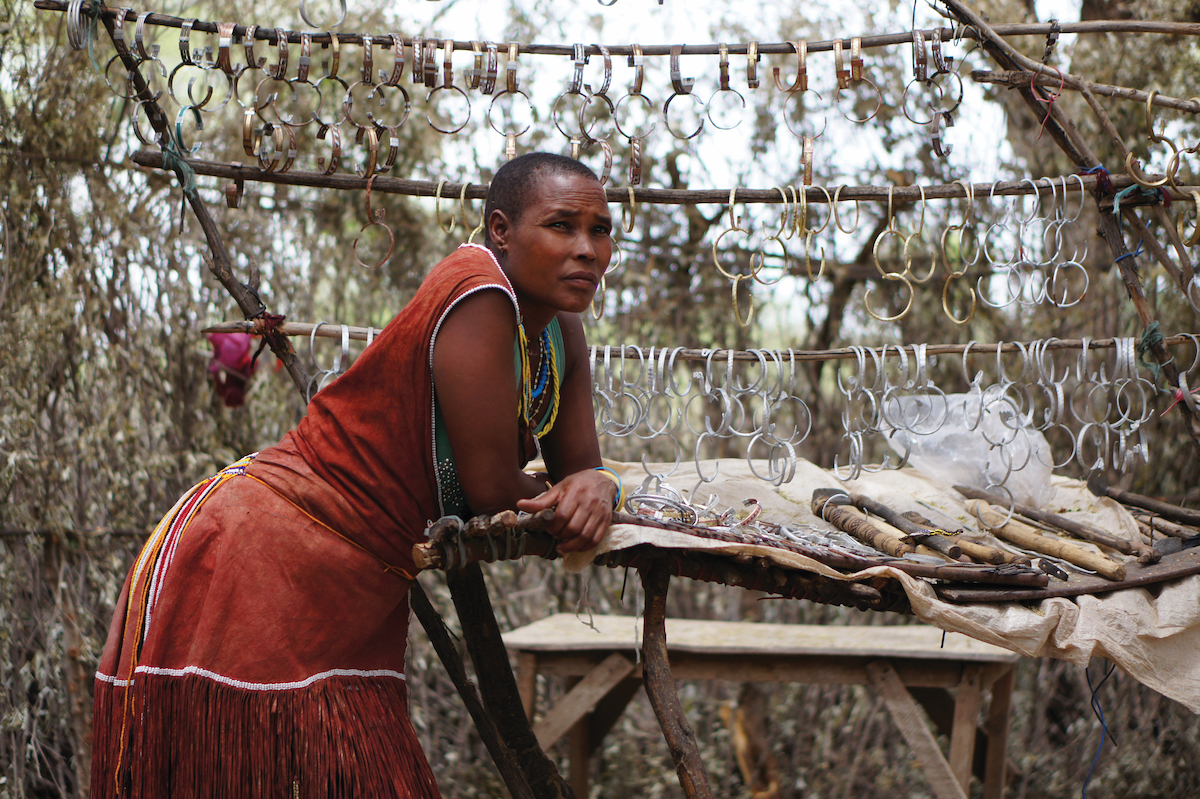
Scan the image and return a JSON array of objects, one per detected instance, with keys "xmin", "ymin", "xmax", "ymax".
[{"xmin": 502, "ymin": 614, "xmax": 1019, "ymax": 799}]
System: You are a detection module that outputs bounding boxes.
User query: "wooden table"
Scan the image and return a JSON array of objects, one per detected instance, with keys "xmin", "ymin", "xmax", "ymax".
[{"xmin": 503, "ymin": 614, "xmax": 1019, "ymax": 799}]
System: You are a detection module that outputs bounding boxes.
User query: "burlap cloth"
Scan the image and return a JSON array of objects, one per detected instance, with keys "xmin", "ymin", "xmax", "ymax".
[{"xmin": 561, "ymin": 458, "xmax": 1200, "ymax": 713}]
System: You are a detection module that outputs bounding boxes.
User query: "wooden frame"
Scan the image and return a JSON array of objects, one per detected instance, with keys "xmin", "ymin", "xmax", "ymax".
[{"xmin": 505, "ymin": 609, "xmax": 1019, "ymax": 799}]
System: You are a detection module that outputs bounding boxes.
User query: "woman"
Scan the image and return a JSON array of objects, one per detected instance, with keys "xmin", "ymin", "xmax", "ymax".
[{"xmin": 91, "ymin": 152, "xmax": 617, "ymax": 798}]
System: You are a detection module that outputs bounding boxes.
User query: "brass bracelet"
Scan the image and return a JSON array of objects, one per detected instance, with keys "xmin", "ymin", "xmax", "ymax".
[
  {"xmin": 315, "ymin": 123, "xmax": 342, "ymax": 175},
  {"xmin": 242, "ymin": 107, "xmax": 260, "ymax": 157},
  {"xmin": 214, "ymin": 21, "xmax": 236, "ymax": 75},
  {"xmin": 360, "ymin": 33, "xmax": 375, "ymax": 85},
  {"xmin": 441, "ymin": 38, "xmax": 455, "ymax": 88},
  {"xmin": 627, "ymin": 43, "xmax": 643, "ymax": 95},
  {"xmin": 322, "ymin": 30, "xmax": 340, "ymax": 79},
  {"xmin": 911, "ymin": 29, "xmax": 927, "ymax": 82},
  {"xmin": 772, "ymin": 40, "xmax": 806, "ymax": 92},
  {"xmin": 802, "ymin": 135, "xmax": 814, "ymax": 186},
  {"xmin": 242, "ymin": 24, "xmax": 263, "ymax": 71},
  {"xmin": 411, "ymin": 35, "xmax": 425, "ymax": 85},
  {"xmin": 746, "ymin": 41, "xmax": 759, "ymax": 89},
  {"xmin": 355, "ymin": 124, "xmax": 379, "ymax": 177},
  {"xmin": 464, "ymin": 40, "xmax": 483, "ymax": 89},
  {"xmin": 460, "ymin": 181, "xmax": 485, "ymax": 243},
  {"xmin": 850, "ymin": 36, "xmax": 863, "ymax": 82},
  {"xmin": 423, "ymin": 39, "xmax": 439, "ymax": 88},
  {"xmin": 669, "ymin": 44, "xmax": 694, "ymax": 95},
  {"xmin": 481, "ymin": 41, "xmax": 498, "ymax": 95},
  {"xmin": 717, "ymin": 43, "xmax": 731, "ymax": 91},
  {"xmin": 434, "ymin": 180, "xmax": 457, "ymax": 234},
  {"xmin": 585, "ymin": 44, "xmax": 612, "ymax": 97},
  {"xmin": 505, "ymin": 41, "xmax": 520, "ymax": 93},
  {"xmin": 295, "ymin": 32, "xmax": 312, "ymax": 82},
  {"xmin": 833, "ymin": 39, "xmax": 849, "ymax": 90}
]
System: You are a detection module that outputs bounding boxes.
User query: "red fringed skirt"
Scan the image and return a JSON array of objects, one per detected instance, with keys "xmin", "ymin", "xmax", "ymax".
[{"xmin": 90, "ymin": 456, "xmax": 440, "ymax": 798}]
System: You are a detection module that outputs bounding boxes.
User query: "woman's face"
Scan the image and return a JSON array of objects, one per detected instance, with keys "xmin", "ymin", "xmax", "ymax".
[{"xmin": 490, "ymin": 171, "xmax": 613, "ymax": 322}]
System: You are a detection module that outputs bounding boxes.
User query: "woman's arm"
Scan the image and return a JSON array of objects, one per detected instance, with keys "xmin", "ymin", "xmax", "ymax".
[
  {"xmin": 432, "ymin": 294, "xmax": 615, "ymax": 552},
  {"xmin": 516, "ymin": 311, "xmax": 616, "ymax": 552},
  {"xmin": 432, "ymin": 289, "xmax": 547, "ymax": 512}
]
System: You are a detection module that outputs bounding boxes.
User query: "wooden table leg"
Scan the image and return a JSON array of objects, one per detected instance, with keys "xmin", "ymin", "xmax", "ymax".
[
  {"xmin": 640, "ymin": 561, "xmax": 714, "ymax": 799},
  {"xmin": 949, "ymin": 664, "xmax": 983, "ymax": 792},
  {"xmin": 567, "ymin": 697, "xmax": 590, "ymax": 799},
  {"xmin": 867, "ymin": 660, "xmax": 967, "ymax": 799},
  {"xmin": 517, "ymin": 651, "xmax": 538, "ymax": 721},
  {"xmin": 983, "ymin": 666, "xmax": 1015, "ymax": 799},
  {"xmin": 534, "ymin": 654, "xmax": 636, "ymax": 749}
]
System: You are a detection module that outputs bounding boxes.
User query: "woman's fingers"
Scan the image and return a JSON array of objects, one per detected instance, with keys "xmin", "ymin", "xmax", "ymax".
[{"xmin": 516, "ymin": 471, "xmax": 615, "ymax": 552}]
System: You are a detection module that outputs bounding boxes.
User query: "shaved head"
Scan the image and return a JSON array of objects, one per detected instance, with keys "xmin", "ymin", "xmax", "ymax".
[{"xmin": 484, "ymin": 153, "xmax": 602, "ymax": 245}]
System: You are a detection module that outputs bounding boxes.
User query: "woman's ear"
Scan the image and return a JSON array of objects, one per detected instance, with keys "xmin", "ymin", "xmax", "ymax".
[{"xmin": 487, "ymin": 208, "xmax": 512, "ymax": 254}]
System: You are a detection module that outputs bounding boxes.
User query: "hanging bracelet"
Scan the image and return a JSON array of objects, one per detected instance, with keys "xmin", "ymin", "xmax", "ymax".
[{"xmin": 593, "ymin": 466, "xmax": 624, "ymax": 511}]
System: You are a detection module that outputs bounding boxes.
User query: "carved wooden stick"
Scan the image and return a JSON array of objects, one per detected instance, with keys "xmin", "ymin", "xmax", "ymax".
[
  {"xmin": 965, "ymin": 501, "xmax": 1126, "ymax": 581},
  {"xmin": 812, "ymin": 492, "xmax": 915, "ymax": 557},
  {"xmin": 954, "ymin": 486, "xmax": 1158, "ymax": 563}
]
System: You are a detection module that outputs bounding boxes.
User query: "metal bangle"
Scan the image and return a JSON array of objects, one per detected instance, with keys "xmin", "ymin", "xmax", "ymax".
[
  {"xmin": 663, "ymin": 91, "xmax": 704, "ymax": 140},
  {"xmin": 427, "ymin": 84, "xmax": 472, "ymax": 134}
]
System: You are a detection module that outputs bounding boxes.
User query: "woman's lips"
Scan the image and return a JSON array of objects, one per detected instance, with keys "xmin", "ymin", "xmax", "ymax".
[{"xmin": 564, "ymin": 271, "xmax": 599, "ymax": 288}]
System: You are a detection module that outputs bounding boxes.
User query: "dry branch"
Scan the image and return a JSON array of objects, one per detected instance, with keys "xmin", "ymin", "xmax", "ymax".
[{"xmin": 972, "ymin": 70, "xmax": 1200, "ymax": 115}]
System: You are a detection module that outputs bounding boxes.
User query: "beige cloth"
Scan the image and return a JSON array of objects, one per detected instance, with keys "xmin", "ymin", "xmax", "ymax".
[{"xmin": 563, "ymin": 458, "xmax": 1200, "ymax": 713}]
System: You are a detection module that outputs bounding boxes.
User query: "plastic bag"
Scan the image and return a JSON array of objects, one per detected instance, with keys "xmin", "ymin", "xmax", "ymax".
[{"xmin": 882, "ymin": 386, "xmax": 1055, "ymax": 509}]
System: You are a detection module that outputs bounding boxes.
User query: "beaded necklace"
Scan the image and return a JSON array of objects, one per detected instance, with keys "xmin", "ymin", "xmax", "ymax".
[{"xmin": 516, "ymin": 324, "xmax": 561, "ymax": 438}]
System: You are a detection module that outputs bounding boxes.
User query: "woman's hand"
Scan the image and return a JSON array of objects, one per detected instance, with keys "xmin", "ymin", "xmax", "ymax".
[{"xmin": 517, "ymin": 469, "xmax": 617, "ymax": 553}]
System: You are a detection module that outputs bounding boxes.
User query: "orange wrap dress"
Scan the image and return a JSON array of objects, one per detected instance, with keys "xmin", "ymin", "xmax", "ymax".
[{"xmin": 91, "ymin": 244, "xmax": 520, "ymax": 798}]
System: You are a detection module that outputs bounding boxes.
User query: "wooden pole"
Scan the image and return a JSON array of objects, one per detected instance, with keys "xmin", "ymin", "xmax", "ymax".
[
  {"xmin": 639, "ymin": 560, "xmax": 715, "ymax": 799},
  {"xmin": 205, "ymin": 319, "xmax": 1199, "ymax": 365},
  {"xmin": 33, "ymin": 1, "xmax": 1200, "ymax": 55},
  {"xmin": 133, "ymin": 149, "xmax": 1200, "ymax": 205},
  {"xmin": 408, "ymin": 584, "xmax": 536, "ymax": 799},
  {"xmin": 447, "ymin": 564, "xmax": 576, "ymax": 799}
]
